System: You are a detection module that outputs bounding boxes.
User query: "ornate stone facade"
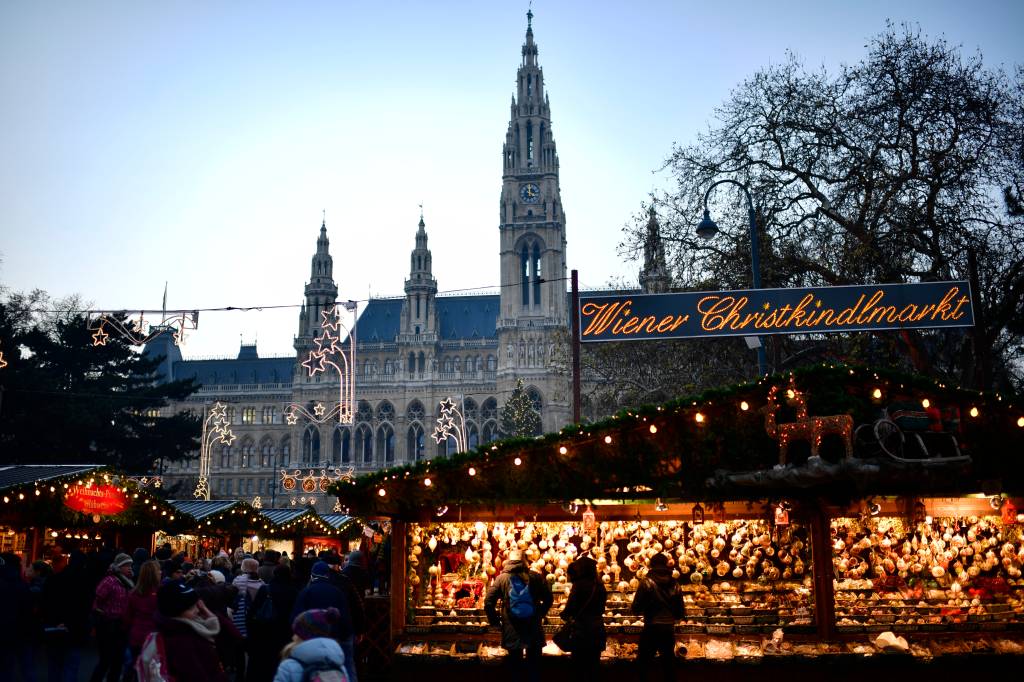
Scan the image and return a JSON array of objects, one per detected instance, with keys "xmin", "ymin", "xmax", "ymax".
[{"xmin": 151, "ymin": 13, "xmax": 569, "ymax": 509}]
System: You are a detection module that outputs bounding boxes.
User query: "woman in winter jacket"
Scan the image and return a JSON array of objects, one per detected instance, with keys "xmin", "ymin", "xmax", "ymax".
[
  {"xmin": 90, "ymin": 552, "xmax": 135, "ymax": 682},
  {"xmin": 273, "ymin": 608, "xmax": 349, "ymax": 682},
  {"xmin": 155, "ymin": 580, "xmax": 229, "ymax": 681},
  {"xmin": 561, "ymin": 556, "xmax": 607, "ymax": 682},
  {"xmin": 124, "ymin": 560, "xmax": 161, "ymax": 663}
]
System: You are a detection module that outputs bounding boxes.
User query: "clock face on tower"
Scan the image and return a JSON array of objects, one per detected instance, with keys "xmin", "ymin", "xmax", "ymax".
[{"xmin": 519, "ymin": 183, "xmax": 540, "ymax": 204}]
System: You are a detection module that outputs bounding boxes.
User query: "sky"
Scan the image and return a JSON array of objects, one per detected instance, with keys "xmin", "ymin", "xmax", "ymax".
[{"xmin": 2, "ymin": 0, "xmax": 1021, "ymax": 359}]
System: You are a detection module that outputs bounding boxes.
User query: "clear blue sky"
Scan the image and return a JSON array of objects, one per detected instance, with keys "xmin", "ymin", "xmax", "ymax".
[{"xmin": 2, "ymin": 1, "xmax": 1021, "ymax": 358}]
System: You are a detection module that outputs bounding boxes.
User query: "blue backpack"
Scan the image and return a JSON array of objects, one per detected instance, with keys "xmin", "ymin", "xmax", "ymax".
[{"xmin": 508, "ymin": 574, "xmax": 535, "ymax": 619}]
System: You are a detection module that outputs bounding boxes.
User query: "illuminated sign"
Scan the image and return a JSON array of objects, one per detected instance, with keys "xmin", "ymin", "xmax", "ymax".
[
  {"xmin": 579, "ymin": 281, "xmax": 973, "ymax": 343},
  {"xmin": 64, "ymin": 484, "xmax": 128, "ymax": 516}
]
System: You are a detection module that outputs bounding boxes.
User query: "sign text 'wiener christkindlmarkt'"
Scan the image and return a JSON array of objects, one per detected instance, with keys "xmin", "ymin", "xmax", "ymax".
[{"xmin": 579, "ymin": 281, "xmax": 973, "ymax": 343}]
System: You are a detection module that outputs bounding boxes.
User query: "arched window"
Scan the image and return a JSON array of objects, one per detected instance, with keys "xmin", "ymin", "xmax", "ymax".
[
  {"xmin": 239, "ymin": 439, "xmax": 254, "ymax": 468},
  {"xmin": 377, "ymin": 424, "xmax": 395, "ymax": 464},
  {"xmin": 280, "ymin": 438, "xmax": 291, "ymax": 466},
  {"xmin": 333, "ymin": 427, "xmax": 351, "ymax": 464},
  {"xmin": 407, "ymin": 423, "xmax": 425, "ymax": 461},
  {"xmin": 302, "ymin": 427, "xmax": 320, "ymax": 466},
  {"xmin": 408, "ymin": 352, "xmax": 415, "ymax": 375},
  {"xmin": 356, "ymin": 425, "xmax": 373, "ymax": 464},
  {"xmin": 463, "ymin": 398, "xmax": 479, "ymax": 421},
  {"xmin": 521, "ymin": 245, "xmax": 530, "ymax": 305},
  {"xmin": 417, "ymin": 352, "xmax": 425, "ymax": 374},
  {"xmin": 467, "ymin": 422, "xmax": 479, "ymax": 450},
  {"xmin": 526, "ymin": 386, "xmax": 543, "ymax": 413},
  {"xmin": 356, "ymin": 400, "xmax": 373, "ymax": 423},
  {"xmin": 483, "ymin": 421, "xmax": 499, "ymax": 443},
  {"xmin": 443, "ymin": 357, "xmax": 453, "ymax": 373},
  {"xmin": 454, "ymin": 357, "xmax": 462, "ymax": 373},
  {"xmin": 376, "ymin": 401, "xmax": 394, "ymax": 423},
  {"xmin": 218, "ymin": 445, "xmax": 232, "ymax": 470},
  {"xmin": 532, "ymin": 243, "xmax": 542, "ymax": 304},
  {"xmin": 407, "ymin": 400, "xmax": 425, "ymax": 422},
  {"xmin": 481, "ymin": 398, "xmax": 498, "ymax": 421},
  {"xmin": 487, "ymin": 355, "xmax": 496, "ymax": 372},
  {"xmin": 259, "ymin": 438, "xmax": 273, "ymax": 468}
]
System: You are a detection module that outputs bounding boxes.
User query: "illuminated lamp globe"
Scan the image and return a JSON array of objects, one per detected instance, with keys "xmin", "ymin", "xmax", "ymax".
[
  {"xmin": 649, "ymin": 425, "xmax": 658, "ymax": 434},
  {"xmin": 468, "ymin": 467, "xmax": 476, "ymax": 477},
  {"xmin": 514, "ymin": 457, "xmax": 522, "ymax": 466},
  {"xmin": 378, "ymin": 488, "xmax": 387, "ymax": 497},
  {"xmin": 695, "ymin": 413, "xmax": 705, "ymax": 424},
  {"xmin": 921, "ymin": 398, "xmax": 930, "ymax": 408},
  {"xmin": 969, "ymin": 407, "xmax": 979, "ymax": 418},
  {"xmin": 740, "ymin": 401, "xmax": 749, "ymax": 411},
  {"xmin": 1018, "ymin": 417, "xmax": 1024, "ymax": 428},
  {"xmin": 604, "ymin": 435, "xmax": 612, "ymax": 444},
  {"xmin": 872, "ymin": 388, "xmax": 882, "ymax": 399}
]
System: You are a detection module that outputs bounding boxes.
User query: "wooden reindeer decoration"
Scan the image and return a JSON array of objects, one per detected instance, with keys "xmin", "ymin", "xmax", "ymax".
[{"xmin": 762, "ymin": 377, "xmax": 853, "ymax": 465}]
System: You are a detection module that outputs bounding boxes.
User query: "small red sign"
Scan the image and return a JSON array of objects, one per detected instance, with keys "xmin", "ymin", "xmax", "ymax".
[{"xmin": 64, "ymin": 484, "xmax": 128, "ymax": 516}]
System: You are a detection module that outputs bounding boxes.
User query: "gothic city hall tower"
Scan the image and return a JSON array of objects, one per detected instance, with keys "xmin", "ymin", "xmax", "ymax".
[
  {"xmin": 497, "ymin": 10, "xmax": 571, "ymax": 431},
  {"xmin": 150, "ymin": 11, "xmax": 572, "ymax": 506}
]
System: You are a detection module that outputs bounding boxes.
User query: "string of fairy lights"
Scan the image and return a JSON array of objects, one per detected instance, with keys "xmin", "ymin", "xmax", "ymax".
[{"xmin": 338, "ymin": 365, "xmax": 1024, "ymax": 505}]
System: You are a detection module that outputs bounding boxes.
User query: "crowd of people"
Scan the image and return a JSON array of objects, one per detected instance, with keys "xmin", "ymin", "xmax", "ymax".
[{"xmin": 0, "ymin": 544, "xmax": 371, "ymax": 682}]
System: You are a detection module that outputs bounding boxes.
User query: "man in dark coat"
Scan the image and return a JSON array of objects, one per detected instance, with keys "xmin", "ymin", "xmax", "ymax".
[
  {"xmin": 631, "ymin": 552, "xmax": 685, "ymax": 682},
  {"xmin": 291, "ymin": 561, "xmax": 357, "ymax": 681},
  {"xmin": 484, "ymin": 550, "xmax": 553, "ymax": 682},
  {"xmin": 561, "ymin": 555, "xmax": 607, "ymax": 682}
]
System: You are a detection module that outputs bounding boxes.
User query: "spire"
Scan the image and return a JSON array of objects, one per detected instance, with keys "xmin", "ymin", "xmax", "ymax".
[
  {"xmin": 522, "ymin": 7, "xmax": 538, "ymax": 67},
  {"xmin": 639, "ymin": 206, "xmax": 671, "ymax": 293}
]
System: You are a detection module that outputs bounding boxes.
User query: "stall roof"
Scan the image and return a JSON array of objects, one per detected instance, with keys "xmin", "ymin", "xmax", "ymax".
[
  {"xmin": 169, "ymin": 499, "xmax": 245, "ymax": 521},
  {"xmin": 320, "ymin": 513, "xmax": 356, "ymax": 531},
  {"xmin": 260, "ymin": 508, "xmax": 314, "ymax": 526},
  {"xmin": 0, "ymin": 464, "xmax": 104, "ymax": 491}
]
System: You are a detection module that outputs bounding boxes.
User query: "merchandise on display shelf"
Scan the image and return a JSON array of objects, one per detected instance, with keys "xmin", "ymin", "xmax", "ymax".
[{"xmin": 403, "ymin": 516, "xmax": 816, "ymax": 636}]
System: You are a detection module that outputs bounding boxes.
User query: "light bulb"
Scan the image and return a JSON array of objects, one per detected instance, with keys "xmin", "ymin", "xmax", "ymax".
[
  {"xmin": 604, "ymin": 435, "xmax": 612, "ymax": 444},
  {"xmin": 514, "ymin": 457, "xmax": 522, "ymax": 466},
  {"xmin": 695, "ymin": 413, "xmax": 705, "ymax": 423},
  {"xmin": 740, "ymin": 401, "xmax": 749, "ymax": 411},
  {"xmin": 872, "ymin": 388, "xmax": 882, "ymax": 399},
  {"xmin": 649, "ymin": 425, "xmax": 658, "ymax": 434},
  {"xmin": 468, "ymin": 467, "xmax": 476, "ymax": 476}
]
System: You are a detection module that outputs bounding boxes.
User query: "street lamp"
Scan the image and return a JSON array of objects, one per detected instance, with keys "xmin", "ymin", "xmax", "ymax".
[{"xmin": 697, "ymin": 178, "xmax": 768, "ymax": 376}]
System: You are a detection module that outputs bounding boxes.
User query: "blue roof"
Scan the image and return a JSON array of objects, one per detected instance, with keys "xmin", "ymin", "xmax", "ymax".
[
  {"xmin": 354, "ymin": 294, "xmax": 499, "ymax": 343},
  {"xmin": 172, "ymin": 356, "xmax": 295, "ymax": 385}
]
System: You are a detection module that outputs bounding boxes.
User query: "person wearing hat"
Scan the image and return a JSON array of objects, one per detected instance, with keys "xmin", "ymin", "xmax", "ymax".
[
  {"xmin": 154, "ymin": 580, "xmax": 229, "ymax": 681},
  {"xmin": 630, "ymin": 552, "xmax": 685, "ymax": 682},
  {"xmin": 273, "ymin": 608, "xmax": 349, "ymax": 682},
  {"xmin": 89, "ymin": 552, "xmax": 135, "ymax": 682},
  {"xmin": 291, "ymin": 561, "xmax": 356, "ymax": 681},
  {"xmin": 484, "ymin": 549, "xmax": 553, "ymax": 682}
]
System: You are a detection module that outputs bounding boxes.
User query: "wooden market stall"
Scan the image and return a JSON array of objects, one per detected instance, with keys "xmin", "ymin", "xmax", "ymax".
[{"xmin": 332, "ymin": 365, "xmax": 1024, "ymax": 674}]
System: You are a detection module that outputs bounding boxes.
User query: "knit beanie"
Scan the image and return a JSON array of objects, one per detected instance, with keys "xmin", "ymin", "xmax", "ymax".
[
  {"xmin": 292, "ymin": 607, "xmax": 341, "ymax": 641},
  {"xmin": 310, "ymin": 561, "xmax": 331, "ymax": 579},
  {"xmin": 157, "ymin": 580, "xmax": 200, "ymax": 617},
  {"xmin": 112, "ymin": 553, "xmax": 133, "ymax": 569}
]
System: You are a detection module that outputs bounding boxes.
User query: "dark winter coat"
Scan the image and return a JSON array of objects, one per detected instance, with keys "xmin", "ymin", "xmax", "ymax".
[
  {"xmin": 291, "ymin": 578, "xmax": 354, "ymax": 640},
  {"xmin": 158, "ymin": 615, "xmax": 230, "ymax": 682},
  {"xmin": 561, "ymin": 557, "xmax": 607, "ymax": 650},
  {"xmin": 327, "ymin": 570, "xmax": 365, "ymax": 635},
  {"xmin": 484, "ymin": 558, "xmax": 553, "ymax": 651},
  {"xmin": 41, "ymin": 555, "xmax": 93, "ymax": 643},
  {"xmin": 630, "ymin": 566, "xmax": 684, "ymax": 626}
]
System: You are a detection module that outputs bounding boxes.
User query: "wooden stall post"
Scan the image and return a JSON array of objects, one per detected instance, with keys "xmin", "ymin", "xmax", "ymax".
[
  {"xmin": 809, "ymin": 500, "xmax": 836, "ymax": 641},
  {"xmin": 390, "ymin": 520, "xmax": 407, "ymax": 642}
]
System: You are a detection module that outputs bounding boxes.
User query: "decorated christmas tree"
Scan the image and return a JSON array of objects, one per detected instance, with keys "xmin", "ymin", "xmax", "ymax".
[{"xmin": 500, "ymin": 378, "xmax": 542, "ymax": 437}]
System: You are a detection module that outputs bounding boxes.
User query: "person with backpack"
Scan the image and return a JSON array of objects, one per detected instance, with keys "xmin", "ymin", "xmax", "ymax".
[
  {"xmin": 272, "ymin": 608, "xmax": 349, "ymax": 682},
  {"xmin": 231, "ymin": 557, "xmax": 265, "ymax": 679},
  {"xmin": 136, "ymin": 580, "xmax": 228, "ymax": 681},
  {"xmin": 559, "ymin": 555, "xmax": 607, "ymax": 682},
  {"xmin": 484, "ymin": 549, "xmax": 553, "ymax": 682},
  {"xmin": 630, "ymin": 552, "xmax": 685, "ymax": 682}
]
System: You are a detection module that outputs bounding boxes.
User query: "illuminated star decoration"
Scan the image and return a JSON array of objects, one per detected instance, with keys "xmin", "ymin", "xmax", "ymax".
[
  {"xmin": 0, "ymin": 349, "xmax": 7, "ymax": 370},
  {"xmin": 87, "ymin": 311, "xmax": 198, "ymax": 348},
  {"xmin": 92, "ymin": 325, "xmax": 110, "ymax": 346},
  {"xmin": 286, "ymin": 303, "xmax": 357, "ymax": 426},
  {"xmin": 432, "ymin": 396, "xmax": 467, "ymax": 452},
  {"xmin": 194, "ymin": 401, "xmax": 236, "ymax": 500}
]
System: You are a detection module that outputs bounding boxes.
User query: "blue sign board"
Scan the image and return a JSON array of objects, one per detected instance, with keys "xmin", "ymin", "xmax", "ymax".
[{"xmin": 579, "ymin": 281, "xmax": 974, "ymax": 343}]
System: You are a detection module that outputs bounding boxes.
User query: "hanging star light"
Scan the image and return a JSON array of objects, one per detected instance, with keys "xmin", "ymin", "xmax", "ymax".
[
  {"xmin": 87, "ymin": 310, "xmax": 199, "ymax": 348},
  {"xmin": 251, "ymin": 496, "xmax": 263, "ymax": 509},
  {"xmin": 286, "ymin": 303, "xmax": 357, "ymax": 426},
  {"xmin": 431, "ymin": 396, "xmax": 468, "ymax": 452},
  {"xmin": 91, "ymin": 325, "xmax": 110, "ymax": 346},
  {"xmin": 193, "ymin": 401, "xmax": 236, "ymax": 500}
]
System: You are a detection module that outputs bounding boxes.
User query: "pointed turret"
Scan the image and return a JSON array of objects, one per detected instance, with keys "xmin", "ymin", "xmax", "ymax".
[
  {"xmin": 639, "ymin": 206, "xmax": 671, "ymax": 293},
  {"xmin": 400, "ymin": 211, "xmax": 438, "ymax": 340},
  {"xmin": 295, "ymin": 218, "xmax": 339, "ymax": 352}
]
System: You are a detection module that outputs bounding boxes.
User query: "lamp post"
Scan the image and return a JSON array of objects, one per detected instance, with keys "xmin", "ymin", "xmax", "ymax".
[{"xmin": 696, "ymin": 178, "xmax": 768, "ymax": 376}]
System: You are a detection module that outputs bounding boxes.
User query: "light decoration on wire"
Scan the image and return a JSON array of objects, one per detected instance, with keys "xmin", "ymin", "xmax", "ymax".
[
  {"xmin": 251, "ymin": 496, "xmax": 263, "ymax": 509},
  {"xmin": 280, "ymin": 466, "xmax": 355, "ymax": 507},
  {"xmin": 0, "ymin": 345, "xmax": 8, "ymax": 369},
  {"xmin": 193, "ymin": 402, "xmax": 235, "ymax": 500},
  {"xmin": 431, "ymin": 396, "xmax": 468, "ymax": 452},
  {"xmin": 88, "ymin": 310, "xmax": 199, "ymax": 347},
  {"xmin": 286, "ymin": 303, "xmax": 357, "ymax": 425},
  {"xmin": 124, "ymin": 475, "xmax": 162, "ymax": 489}
]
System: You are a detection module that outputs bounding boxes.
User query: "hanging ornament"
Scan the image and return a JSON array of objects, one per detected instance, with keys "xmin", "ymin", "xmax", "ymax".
[{"xmin": 582, "ymin": 505, "xmax": 597, "ymax": 533}]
